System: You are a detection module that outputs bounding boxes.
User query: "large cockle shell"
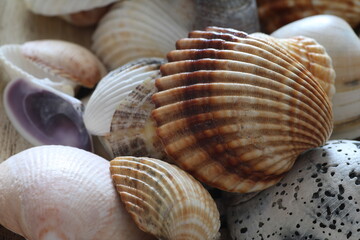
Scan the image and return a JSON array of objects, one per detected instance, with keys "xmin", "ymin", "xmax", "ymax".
[
  {"xmin": 84, "ymin": 58, "xmax": 166, "ymax": 159},
  {"xmin": 151, "ymin": 26, "xmax": 333, "ymax": 193},
  {"xmin": 0, "ymin": 145, "xmax": 155, "ymax": 240},
  {"xmin": 92, "ymin": 0, "xmax": 260, "ymax": 70},
  {"xmin": 257, "ymin": 0, "xmax": 360, "ymax": 33},
  {"xmin": 0, "ymin": 40, "xmax": 106, "ymax": 96},
  {"xmin": 227, "ymin": 140, "xmax": 360, "ymax": 239},
  {"xmin": 271, "ymin": 15, "xmax": 360, "ymax": 139},
  {"xmin": 110, "ymin": 156, "xmax": 221, "ymax": 240}
]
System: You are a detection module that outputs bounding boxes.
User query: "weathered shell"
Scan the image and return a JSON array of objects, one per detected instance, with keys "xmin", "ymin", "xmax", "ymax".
[
  {"xmin": 151, "ymin": 26, "xmax": 333, "ymax": 193},
  {"xmin": 257, "ymin": 0, "xmax": 360, "ymax": 33},
  {"xmin": 84, "ymin": 58, "xmax": 166, "ymax": 159},
  {"xmin": 0, "ymin": 40, "xmax": 106, "ymax": 96},
  {"xmin": 227, "ymin": 140, "xmax": 360, "ymax": 239},
  {"xmin": 0, "ymin": 145, "xmax": 155, "ymax": 240},
  {"xmin": 271, "ymin": 15, "xmax": 360, "ymax": 139},
  {"xmin": 110, "ymin": 156, "xmax": 221, "ymax": 240}
]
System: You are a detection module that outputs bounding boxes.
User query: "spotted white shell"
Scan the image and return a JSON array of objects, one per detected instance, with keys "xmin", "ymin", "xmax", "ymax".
[{"xmin": 227, "ymin": 140, "xmax": 360, "ymax": 239}]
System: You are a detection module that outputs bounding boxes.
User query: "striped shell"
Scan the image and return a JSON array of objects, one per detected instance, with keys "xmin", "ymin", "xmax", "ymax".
[
  {"xmin": 84, "ymin": 58, "xmax": 166, "ymax": 159},
  {"xmin": 110, "ymin": 156, "xmax": 221, "ymax": 240},
  {"xmin": 151, "ymin": 26, "xmax": 333, "ymax": 193},
  {"xmin": 257, "ymin": 0, "xmax": 360, "ymax": 33}
]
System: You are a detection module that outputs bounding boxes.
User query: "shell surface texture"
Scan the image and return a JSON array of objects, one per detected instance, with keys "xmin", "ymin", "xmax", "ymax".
[
  {"xmin": 84, "ymin": 58, "xmax": 166, "ymax": 159},
  {"xmin": 152, "ymin": 26, "xmax": 333, "ymax": 193},
  {"xmin": 272, "ymin": 14, "xmax": 360, "ymax": 139},
  {"xmin": 0, "ymin": 145, "xmax": 155, "ymax": 240},
  {"xmin": 227, "ymin": 140, "xmax": 360, "ymax": 240},
  {"xmin": 110, "ymin": 156, "xmax": 221, "ymax": 240},
  {"xmin": 257, "ymin": 0, "xmax": 360, "ymax": 33}
]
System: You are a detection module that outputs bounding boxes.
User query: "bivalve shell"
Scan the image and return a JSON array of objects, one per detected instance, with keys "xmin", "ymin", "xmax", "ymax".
[
  {"xmin": 151, "ymin": 26, "xmax": 333, "ymax": 193},
  {"xmin": 110, "ymin": 156, "xmax": 221, "ymax": 240}
]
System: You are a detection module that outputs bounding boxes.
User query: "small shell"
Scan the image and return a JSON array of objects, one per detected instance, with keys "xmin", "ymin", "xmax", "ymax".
[
  {"xmin": 151, "ymin": 26, "xmax": 333, "ymax": 193},
  {"xmin": 84, "ymin": 58, "xmax": 166, "ymax": 158},
  {"xmin": 227, "ymin": 140, "xmax": 360, "ymax": 239},
  {"xmin": 257, "ymin": 0, "xmax": 360, "ymax": 33},
  {"xmin": 0, "ymin": 145, "xmax": 155, "ymax": 240},
  {"xmin": 3, "ymin": 78, "xmax": 93, "ymax": 151},
  {"xmin": 92, "ymin": 0, "xmax": 194, "ymax": 70},
  {"xmin": 0, "ymin": 40, "xmax": 106, "ymax": 95},
  {"xmin": 110, "ymin": 156, "xmax": 221, "ymax": 240}
]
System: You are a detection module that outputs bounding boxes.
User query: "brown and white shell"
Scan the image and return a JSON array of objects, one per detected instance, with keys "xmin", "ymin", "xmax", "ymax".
[
  {"xmin": 151, "ymin": 26, "xmax": 333, "ymax": 193},
  {"xmin": 257, "ymin": 0, "xmax": 360, "ymax": 33},
  {"xmin": 110, "ymin": 156, "xmax": 221, "ymax": 240}
]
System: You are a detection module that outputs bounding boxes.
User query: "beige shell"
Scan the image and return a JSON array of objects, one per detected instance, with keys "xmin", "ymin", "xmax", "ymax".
[
  {"xmin": 0, "ymin": 145, "xmax": 155, "ymax": 240},
  {"xmin": 84, "ymin": 58, "xmax": 166, "ymax": 159},
  {"xmin": 59, "ymin": 5, "xmax": 113, "ymax": 27},
  {"xmin": 257, "ymin": 0, "xmax": 360, "ymax": 33},
  {"xmin": 271, "ymin": 15, "xmax": 360, "ymax": 139},
  {"xmin": 151, "ymin": 26, "xmax": 333, "ymax": 193},
  {"xmin": 110, "ymin": 156, "xmax": 221, "ymax": 240}
]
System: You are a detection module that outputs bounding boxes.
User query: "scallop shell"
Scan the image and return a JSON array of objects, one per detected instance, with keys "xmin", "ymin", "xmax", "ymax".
[
  {"xmin": 0, "ymin": 145, "xmax": 155, "ymax": 240},
  {"xmin": 84, "ymin": 58, "xmax": 166, "ymax": 158},
  {"xmin": 0, "ymin": 40, "xmax": 107, "ymax": 96},
  {"xmin": 110, "ymin": 156, "xmax": 221, "ymax": 240},
  {"xmin": 151, "ymin": 26, "xmax": 333, "ymax": 193},
  {"xmin": 257, "ymin": 0, "xmax": 360, "ymax": 33},
  {"xmin": 271, "ymin": 15, "xmax": 360, "ymax": 139},
  {"xmin": 227, "ymin": 140, "xmax": 360, "ymax": 239}
]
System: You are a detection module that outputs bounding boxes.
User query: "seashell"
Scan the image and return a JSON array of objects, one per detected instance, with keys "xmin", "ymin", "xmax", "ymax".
[
  {"xmin": 0, "ymin": 40, "xmax": 107, "ymax": 96},
  {"xmin": 227, "ymin": 140, "xmax": 360, "ymax": 239},
  {"xmin": 151, "ymin": 26, "xmax": 333, "ymax": 193},
  {"xmin": 0, "ymin": 145, "xmax": 155, "ymax": 240},
  {"xmin": 84, "ymin": 58, "xmax": 166, "ymax": 158},
  {"xmin": 59, "ymin": 5, "xmax": 113, "ymax": 27},
  {"xmin": 3, "ymin": 78, "xmax": 93, "ymax": 151},
  {"xmin": 110, "ymin": 156, "xmax": 221, "ymax": 240},
  {"xmin": 92, "ymin": 0, "xmax": 260, "ymax": 70},
  {"xmin": 257, "ymin": 0, "xmax": 360, "ymax": 33},
  {"xmin": 271, "ymin": 15, "xmax": 360, "ymax": 139}
]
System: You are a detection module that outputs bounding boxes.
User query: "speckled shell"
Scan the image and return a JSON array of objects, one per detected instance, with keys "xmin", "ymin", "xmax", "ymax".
[
  {"xmin": 0, "ymin": 145, "xmax": 155, "ymax": 240},
  {"xmin": 92, "ymin": 0, "xmax": 194, "ymax": 70},
  {"xmin": 257, "ymin": 0, "xmax": 360, "ymax": 33},
  {"xmin": 23, "ymin": 0, "xmax": 118, "ymax": 15},
  {"xmin": 84, "ymin": 58, "xmax": 166, "ymax": 159},
  {"xmin": 151, "ymin": 26, "xmax": 333, "ymax": 193},
  {"xmin": 227, "ymin": 140, "xmax": 360, "ymax": 239},
  {"xmin": 110, "ymin": 156, "xmax": 221, "ymax": 240}
]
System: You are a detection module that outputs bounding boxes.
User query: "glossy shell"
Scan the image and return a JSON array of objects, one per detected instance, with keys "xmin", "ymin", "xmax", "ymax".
[
  {"xmin": 84, "ymin": 58, "xmax": 166, "ymax": 158},
  {"xmin": 227, "ymin": 140, "xmax": 360, "ymax": 239},
  {"xmin": 110, "ymin": 156, "xmax": 221, "ymax": 240},
  {"xmin": 151, "ymin": 26, "xmax": 333, "ymax": 193},
  {"xmin": 0, "ymin": 145, "xmax": 155, "ymax": 240},
  {"xmin": 257, "ymin": 0, "xmax": 360, "ymax": 33}
]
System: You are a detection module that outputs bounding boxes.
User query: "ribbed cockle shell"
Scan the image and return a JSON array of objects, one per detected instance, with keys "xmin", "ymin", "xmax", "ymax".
[
  {"xmin": 110, "ymin": 156, "xmax": 221, "ymax": 240},
  {"xmin": 151, "ymin": 26, "xmax": 333, "ymax": 193}
]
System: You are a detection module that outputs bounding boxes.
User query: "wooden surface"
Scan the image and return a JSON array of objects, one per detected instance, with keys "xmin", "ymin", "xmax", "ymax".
[{"xmin": 0, "ymin": 1, "xmax": 96, "ymax": 238}]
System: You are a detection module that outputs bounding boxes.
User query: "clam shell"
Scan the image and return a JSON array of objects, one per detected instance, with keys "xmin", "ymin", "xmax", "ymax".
[
  {"xmin": 92, "ymin": 0, "xmax": 194, "ymax": 70},
  {"xmin": 257, "ymin": 0, "xmax": 360, "ymax": 33},
  {"xmin": 110, "ymin": 156, "xmax": 221, "ymax": 240},
  {"xmin": 152, "ymin": 27, "xmax": 333, "ymax": 193},
  {"xmin": 23, "ymin": 0, "xmax": 118, "ymax": 15},
  {"xmin": 227, "ymin": 140, "xmax": 360, "ymax": 239},
  {"xmin": 0, "ymin": 145, "xmax": 154, "ymax": 240},
  {"xmin": 84, "ymin": 58, "xmax": 166, "ymax": 158}
]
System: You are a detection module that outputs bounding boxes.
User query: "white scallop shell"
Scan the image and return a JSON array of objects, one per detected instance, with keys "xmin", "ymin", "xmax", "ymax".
[
  {"xmin": 23, "ymin": 0, "xmax": 118, "ymax": 15},
  {"xmin": 92, "ymin": 0, "xmax": 194, "ymax": 70},
  {"xmin": 0, "ymin": 145, "xmax": 155, "ymax": 240}
]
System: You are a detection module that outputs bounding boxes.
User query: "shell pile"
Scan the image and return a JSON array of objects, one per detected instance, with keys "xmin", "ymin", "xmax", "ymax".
[
  {"xmin": 152, "ymin": 26, "xmax": 333, "ymax": 193},
  {"xmin": 110, "ymin": 156, "xmax": 221, "ymax": 240}
]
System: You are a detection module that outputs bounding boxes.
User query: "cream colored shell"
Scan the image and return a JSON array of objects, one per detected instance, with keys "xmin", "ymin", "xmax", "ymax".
[
  {"xmin": 0, "ymin": 145, "xmax": 155, "ymax": 240},
  {"xmin": 110, "ymin": 156, "xmax": 221, "ymax": 240},
  {"xmin": 152, "ymin": 26, "xmax": 333, "ymax": 193}
]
